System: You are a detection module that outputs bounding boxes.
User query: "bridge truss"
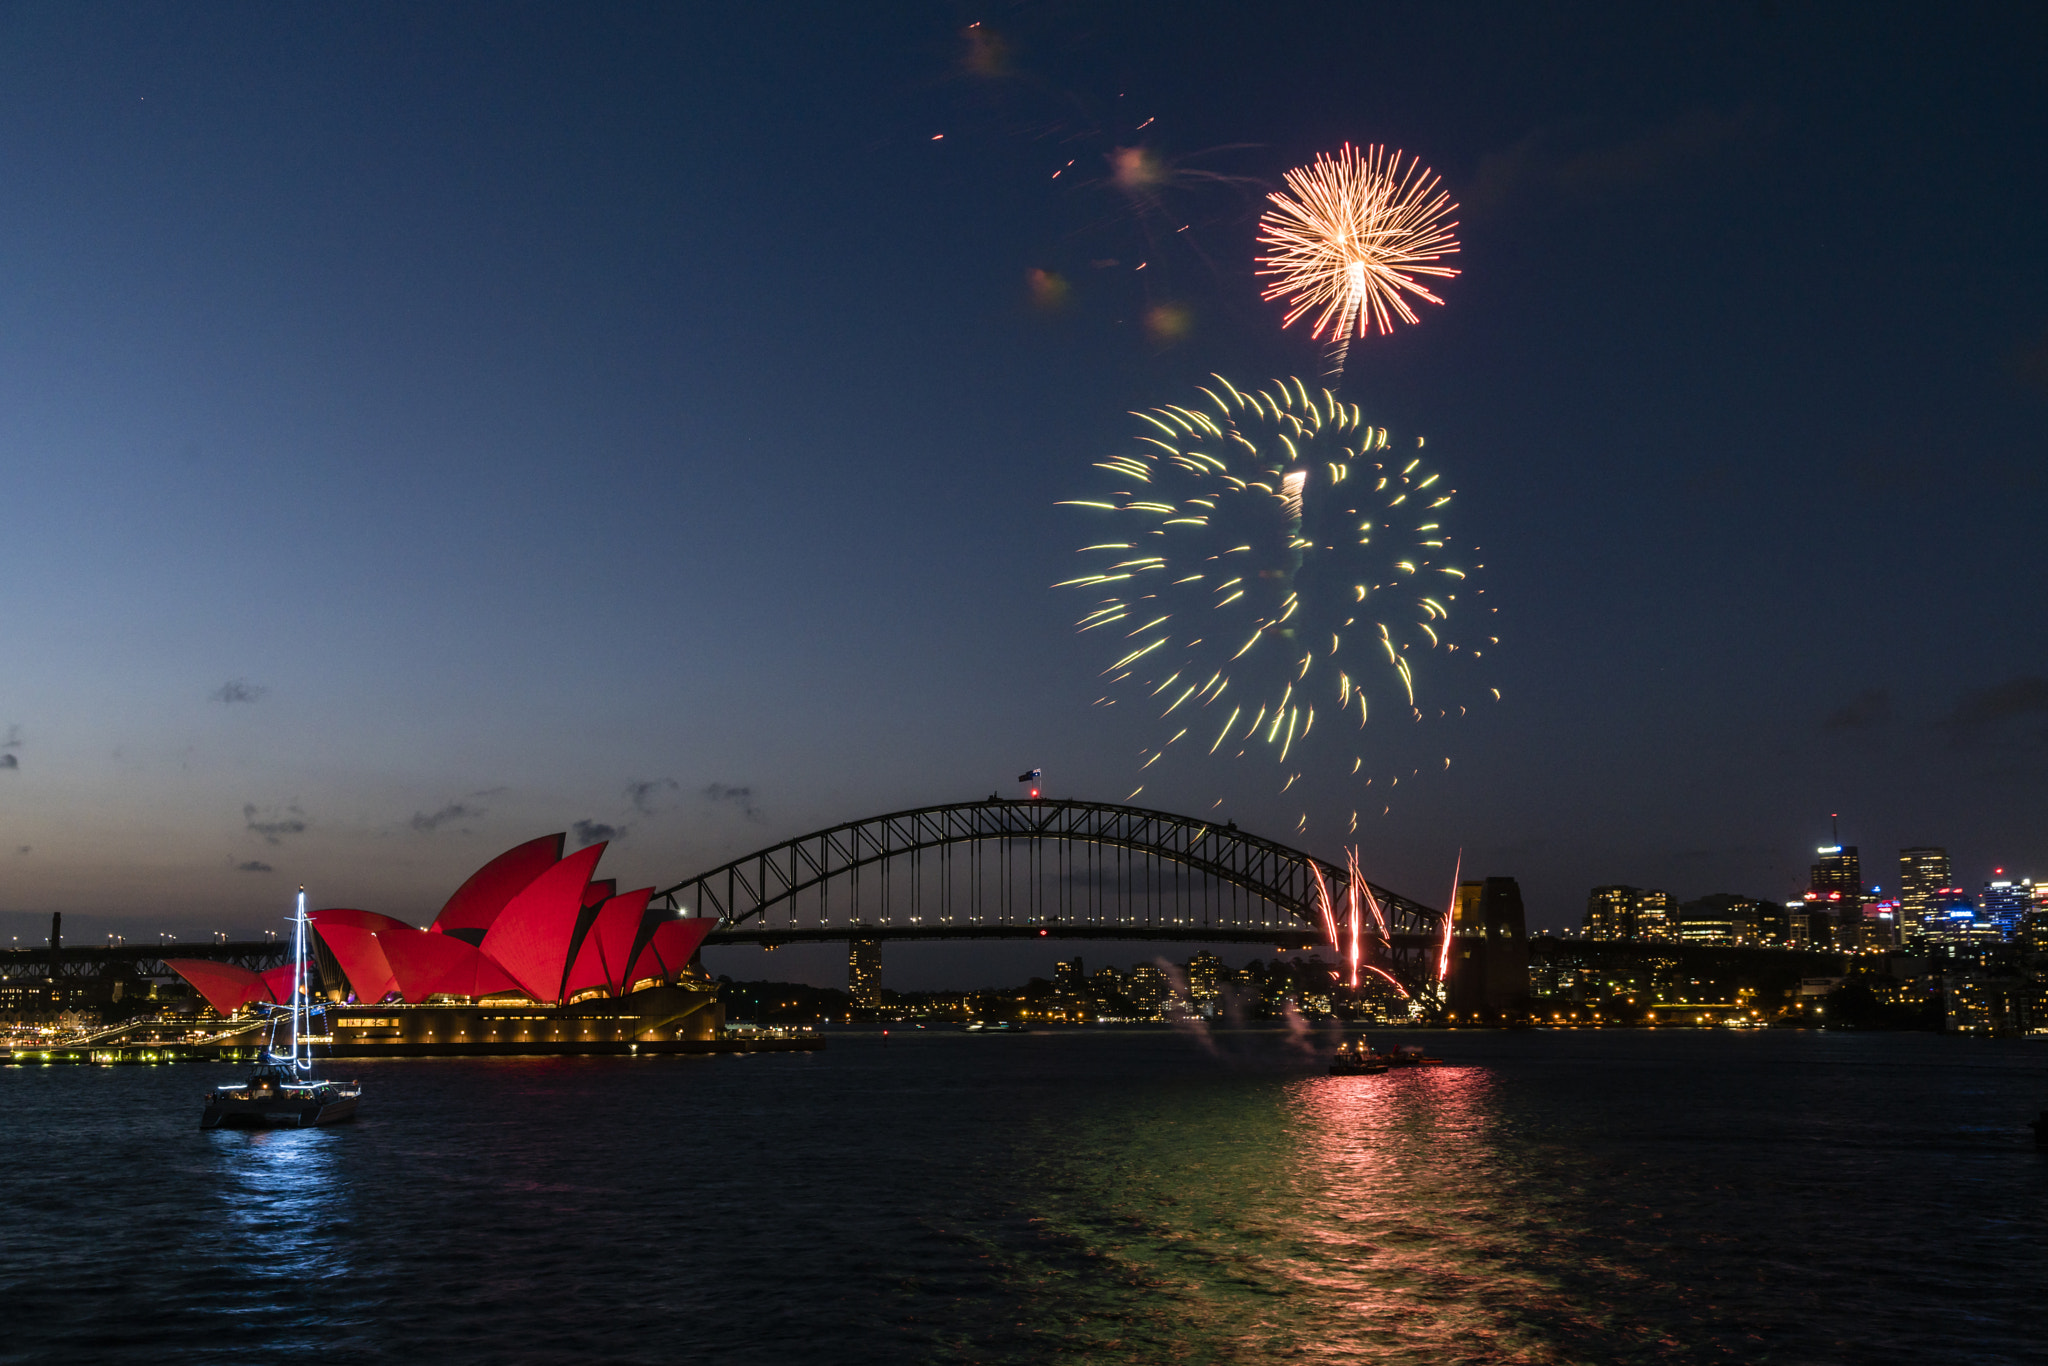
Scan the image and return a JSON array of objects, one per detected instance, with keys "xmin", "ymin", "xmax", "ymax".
[
  {"xmin": 0, "ymin": 941, "xmax": 287, "ymax": 985},
  {"xmin": 654, "ymin": 798, "xmax": 1445, "ymax": 992}
]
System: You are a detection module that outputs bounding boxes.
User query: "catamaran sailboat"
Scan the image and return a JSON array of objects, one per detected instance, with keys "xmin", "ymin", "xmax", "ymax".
[{"xmin": 201, "ymin": 888, "xmax": 362, "ymax": 1129}]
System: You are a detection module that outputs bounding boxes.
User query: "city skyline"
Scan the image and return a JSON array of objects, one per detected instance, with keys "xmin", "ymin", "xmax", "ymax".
[{"xmin": 2, "ymin": 4, "xmax": 2044, "ymax": 965}]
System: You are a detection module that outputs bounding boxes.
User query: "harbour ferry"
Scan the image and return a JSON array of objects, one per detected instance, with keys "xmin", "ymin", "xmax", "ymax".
[
  {"xmin": 1328, "ymin": 1038, "xmax": 1388, "ymax": 1075},
  {"xmin": 201, "ymin": 889, "xmax": 361, "ymax": 1130}
]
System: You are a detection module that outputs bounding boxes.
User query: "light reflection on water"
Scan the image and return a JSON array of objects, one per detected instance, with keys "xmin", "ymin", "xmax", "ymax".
[
  {"xmin": 1, "ymin": 1030, "xmax": 2044, "ymax": 1364},
  {"xmin": 1279, "ymin": 1067, "xmax": 1614, "ymax": 1363},
  {"xmin": 208, "ymin": 1125, "xmax": 355, "ymax": 1288}
]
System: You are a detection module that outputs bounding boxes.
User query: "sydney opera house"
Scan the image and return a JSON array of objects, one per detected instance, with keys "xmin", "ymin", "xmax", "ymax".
[{"xmin": 167, "ymin": 835, "xmax": 735, "ymax": 1055}]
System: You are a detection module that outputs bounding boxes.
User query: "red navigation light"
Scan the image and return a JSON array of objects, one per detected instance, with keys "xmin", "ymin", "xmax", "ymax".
[
  {"xmin": 1039, "ymin": 929, "xmax": 1047, "ymax": 936},
  {"xmin": 1030, "ymin": 788, "xmax": 1040, "ymax": 800}
]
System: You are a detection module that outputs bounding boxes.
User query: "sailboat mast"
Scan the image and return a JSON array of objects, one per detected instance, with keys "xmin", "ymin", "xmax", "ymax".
[{"xmin": 291, "ymin": 887, "xmax": 307, "ymax": 1072}]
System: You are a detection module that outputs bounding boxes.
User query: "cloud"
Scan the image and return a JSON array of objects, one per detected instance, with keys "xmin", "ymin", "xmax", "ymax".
[
  {"xmin": 244, "ymin": 802, "xmax": 309, "ymax": 845},
  {"xmin": 212, "ymin": 680, "xmax": 269, "ymax": 704},
  {"xmin": 411, "ymin": 801, "xmax": 482, "ymax": 833},
  {"xmin": 0, "ymin": 754, "xmax": 15, "ymax": 771},
  {"xmin": 704, "ymin": 782, "xmax": 761, "ymax": 820},
  {"xmin": 1823, "ymin": 688, "xmax": 1892, "ymax": 732},
  {"xmin": 572, "ymin": 819, "xmax": 623, "ymax": 847},
  {"xmin": 1468, "ymin": 106, "xmax": 1764, "ymax": 215},
  {"xmin": 236, "ymin": 860, "xmax": 274, "ymax": 873},
  {"xmin": 627, "ymin": 778, "xmax": 682, "ymax": 816},
  {"xmin": 1943, "ymin": 676, "xmax": 2048, "ymax": 748}
]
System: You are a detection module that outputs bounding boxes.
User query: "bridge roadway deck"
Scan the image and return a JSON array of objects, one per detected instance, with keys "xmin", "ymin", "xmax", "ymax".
[{"xmin": 705, "ymin": 924, "xmax": 1436, "ymax": 950}]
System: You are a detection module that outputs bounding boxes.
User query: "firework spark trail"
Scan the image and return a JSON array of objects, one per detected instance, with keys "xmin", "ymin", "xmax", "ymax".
[
  {"xmin": 1309, "ymin": 860, "xmax": 1342, "ymax": 953},
  {"xmin": 1435, "ymin": 847, "xmax": 1463, "ymax": 984},
  {"xmin": 1256, "ymin": 143, "xmax": 1460, "ymax": 346},
  {"xmin": 1361, "ymin": 962, "xmax": 1410, "ymax": 998},
  {"xmin": 1309, "ymin": 848, "xmax": 1415, "ymax": 998},
  {"xmin": 1057, "ymin": 376, "xmax": 1496, "ymax": 820},
  {"xmin": 1346, "ymin": 873, "xmax": 1362, "ymax": 990}
]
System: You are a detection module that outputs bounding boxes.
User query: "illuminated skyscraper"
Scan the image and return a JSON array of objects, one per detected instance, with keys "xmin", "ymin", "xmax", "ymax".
[
  {"xmin": 1126, "ymin": 962, "xmax": 1168, "ymax": 1015},
  {"xmin": 1899, "ymin": 847, "xmax": 1950, "ymax": 931},
  {"xmin": 1585, "ymin": 886, "xmax": 1635, "ymax": 940},
  {"xmin": 848, "ymin": 935, "xmax": 882, "ymax": 1010},
  {"xmin": 1187, "ymin": 952, "xmax": 1224, "ymax": 1013},
  {"xmin": 1810, "ymin": 844, "xmax": 1862, "ymax": 899},
  {"xmin": 2022, "ymin": 883, "xmax": 2048, "ymax": 956},
  {"xmin": 1053, "ymin": 956, "xmax": 1084, "ymax": 991},
  {"xmin": 1636, "ymin": 889, "xmax": 1677, "ymax": 941},
  {"xmin": 1979, "ymin": 876, "xmax": 2032, "ymax": 938}
]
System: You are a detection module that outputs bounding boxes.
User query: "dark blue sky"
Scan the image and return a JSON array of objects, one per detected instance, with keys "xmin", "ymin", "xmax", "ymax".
[{"xmin": 2, "ymin": 2, "xmax": 2043, "ymax": 981}]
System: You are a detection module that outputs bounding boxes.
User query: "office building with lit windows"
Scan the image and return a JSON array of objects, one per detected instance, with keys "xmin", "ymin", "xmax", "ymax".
[
  {"xmin": 849, "ymin": 936, "xmax": 882, "ymax": 1009},
  {"xmin": 1979, "ymin": 877, "xmax": 2033, "ymax": 938},
  {"xmin": 1187, "ymin": 952, "xmax": 1224, "ymax": 1013},
  {"xmin": 1583, "ymin": 886, "xmax": 1676, "ymax": 942},
  {"xmin": 1899, "ymin": 847, "xmax": 1950, "ymax": 930},
  {"xmin": 1810, "ymin": 844, "xmax": 1863, "ymax": 899}
]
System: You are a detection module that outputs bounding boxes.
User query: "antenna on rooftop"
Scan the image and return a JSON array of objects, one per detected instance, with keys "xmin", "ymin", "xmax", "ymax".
[{"xmin": 1831, "ymin": 813, "xmax": 1840, "ymax": 845}]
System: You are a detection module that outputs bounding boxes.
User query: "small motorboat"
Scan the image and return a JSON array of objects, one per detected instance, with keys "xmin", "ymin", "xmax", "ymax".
[
  {"xmin": 1328, "ymin": 1038, "xmax": 1388, "ymax": 1075},
  {"xmin": 1382, "ymin": 1044, "xmax": 1448, "ymax": 1068},
  {"xmin": 201, "ymin": 888, "xmax": 361, "ymax": 1130}
]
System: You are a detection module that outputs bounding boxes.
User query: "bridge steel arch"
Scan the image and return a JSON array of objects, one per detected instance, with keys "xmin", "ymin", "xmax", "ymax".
[{"xmin": 653, "ymin": 798, "xmax": 1445, "ymax": 992}]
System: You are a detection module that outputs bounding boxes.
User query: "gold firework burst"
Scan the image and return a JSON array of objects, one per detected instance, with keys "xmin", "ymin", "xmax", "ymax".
[{"xmin": 1256, "ymin": 144, "xmax": 1460, "ymax": 341}]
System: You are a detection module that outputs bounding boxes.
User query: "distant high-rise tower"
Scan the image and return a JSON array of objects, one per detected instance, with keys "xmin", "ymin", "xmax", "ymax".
[
  {"xmin": 1584, "ymin": 886, "xmax": 1634, "ymax": 940},
  {"xmin": 2022, "ymin": 883, "xmax": 2048, "ymax": 956},
  {"xmin": 848, "ymin": 936, "xmax": 882, "ymax": 1010},
  {"xmin": 1979, "ymin": 876, "xmax": 2031, "ymax": 938},
  {"xmin": 1810, "ymin": 826, "xmax": 1862, "ymax": 899},
  {"xmin": 1899, "ymin": 847, "xmax": 1950, "ymax": 934},
  {"xmin": 1635, "ymin": 889, "xmax": 1677, "ymax": 941}
]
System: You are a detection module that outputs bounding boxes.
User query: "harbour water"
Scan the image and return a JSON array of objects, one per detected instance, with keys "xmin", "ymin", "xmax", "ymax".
[{"xmin": 3, "ymin": 1028, "xmax": 2044, "ymax": 1364}]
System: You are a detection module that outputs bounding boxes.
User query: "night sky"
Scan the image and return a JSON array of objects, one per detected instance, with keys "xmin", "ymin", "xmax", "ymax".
[{"xmin": 2, "ymin": 3, "xmax": 2044, "ymax": 985}]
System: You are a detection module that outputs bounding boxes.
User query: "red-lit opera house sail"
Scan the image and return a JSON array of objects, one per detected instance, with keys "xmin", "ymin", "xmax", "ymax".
[
  {"xmin": 479, "ymin": 842, "xmax": 608, "ymax": 1003},
  {"xmin": 621, "ymin": 916, "xmax": 716, "ymax": 992},
  {"xmin": 168, "ymin": 839, "xmax": 714, "ymax": 1014},
  {"xmin": 564, "ymin": 887, "xmax": 654, "ymax": 998},
  {"xmin": 163, "ymin": 959, "xmax": 274, "ymax": 1017},
  {"xmin": 430, "ymin": 833, "xmax": 564, "ymax": 941},
  {"xmin": 307, "ymin": 908, "xmax": 528, "ymax": 1005},
  {"xmin": 373, "ymin": 922, "xmax": 527, "ymax": 1004},
  {"xmin": 306, "ymin": 908, "xmax": 406, "ymax": 1002},
  {"xmin": 259, "ymin": 964, "xmax": 298, "ymax": 1003}
]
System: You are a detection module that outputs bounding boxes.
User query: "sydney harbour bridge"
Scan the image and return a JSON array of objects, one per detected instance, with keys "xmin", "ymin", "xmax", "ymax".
[{"xmin": 1, "ymin": 796, "xmax": 1449, "ymax": 999}]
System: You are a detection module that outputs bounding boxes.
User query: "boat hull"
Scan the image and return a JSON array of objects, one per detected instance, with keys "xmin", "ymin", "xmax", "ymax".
[{"xmin": 201, "ymin": 1088, "xmax": 359, "ymax": 1130}]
